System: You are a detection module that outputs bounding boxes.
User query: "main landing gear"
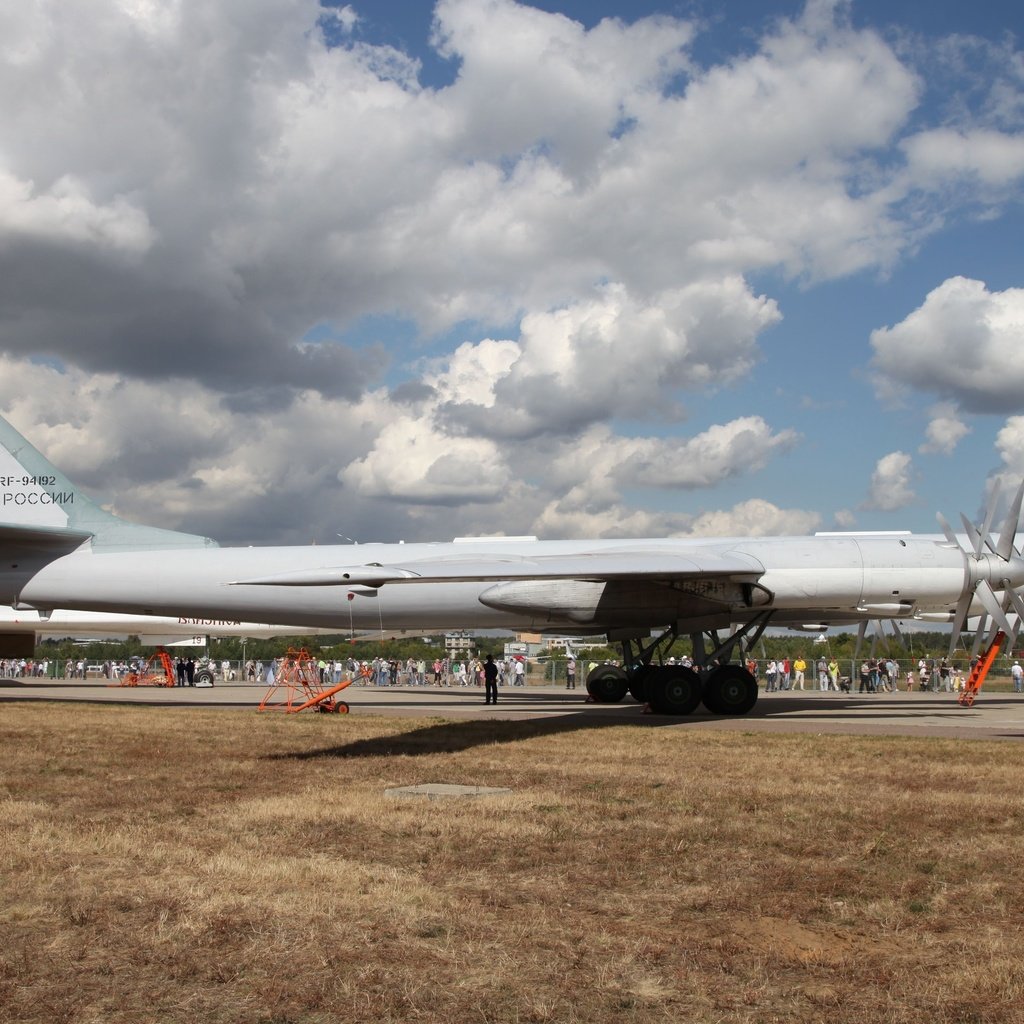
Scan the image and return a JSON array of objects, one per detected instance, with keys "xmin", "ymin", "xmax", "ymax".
[{"xmin": 584, "ymin": 616, "xmax": 770, "ymax": 717}]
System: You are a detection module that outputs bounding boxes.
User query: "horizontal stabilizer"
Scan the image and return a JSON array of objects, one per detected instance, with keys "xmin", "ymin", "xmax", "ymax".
[{"xmin": 0, "ymin": 522, "xmax": 94, "ymax": 552}]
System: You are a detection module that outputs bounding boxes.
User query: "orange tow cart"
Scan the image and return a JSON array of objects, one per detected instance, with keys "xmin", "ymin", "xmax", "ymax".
[{"xmin": 258, "ymin": 647, "xmax": 351, "ymax": 713}]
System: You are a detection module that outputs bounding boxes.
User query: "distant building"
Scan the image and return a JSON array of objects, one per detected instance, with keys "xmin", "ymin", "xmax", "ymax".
[
  {"xmin": 544, "ymin": 636, "xmax": 602, "ymax": 652},
  {"xmin": 504, "ymin": 634, "xmax": 603, "ymax": 659},
  {"xmin": 444, "ymin": 631, "xmax": 474, "ymax": 653}
]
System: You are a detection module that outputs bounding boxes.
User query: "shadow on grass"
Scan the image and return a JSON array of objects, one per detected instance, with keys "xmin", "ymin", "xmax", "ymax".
[{"xmin": 266, "ymin": 712, "xmax": 671, "ymax": 760}]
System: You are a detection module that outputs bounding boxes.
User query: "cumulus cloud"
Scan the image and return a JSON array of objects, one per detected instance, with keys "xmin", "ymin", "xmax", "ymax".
[
  {"xmin": 0, "ymin": 171, "xmax": 154, "ymax": 252},
  {"xmin": 901, "ymin": 129, "xmax": 1024, "ymax": 190},
  {"xmin": 0, "ymin": 0, "xmax": 1004, "ymax": 397},
  {"xmin": 0, "ymin": 348, "xmax": 811, "ymax": 543},
  {"xmin": 436, "ymin": 280, "xmax": 780, "ymax": 439},
  {"xmin": 1, "ymin": 1, "xmax": 1020, "ymax": 545},
  {"xmin": 920, "ymin": 402, "xmax": 970, "ymax": 455},
  {"xmin": 833, "ymin": 508, "xmax": 856, "ymax": 529},
  {"xmin": 686, "ymin": 499, "xmax": 820, "ymax": 537},
  {"xmin": 871, "ymin": 277, "xmax": 1024, "ymax": 413},
  {"xmin": 554, "ymin": 418, "xmax": 799, "ymax": 494},
  {"xmin": 995, "ymin": 417, "xmax": 1024, "ymax": 477},
  {"xmin": 534, "ymin": 494, "xmax": 819, "ymax": 540},
  {"xmin": 339, "ymin": 416, "xmax": 510, "ymax": 505},
  {"xmin": 864, "ymin": 451, "xmax": 915, "ymax": 511},
  {"xmin": 0, "ymin": 356, "xmax": 397, "ymax": 544}
]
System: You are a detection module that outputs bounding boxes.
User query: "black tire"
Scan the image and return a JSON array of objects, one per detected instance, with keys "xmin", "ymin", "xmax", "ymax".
[
  {"xmin": 586, "ymin": 665, "xmax": 629, "ymax": 703},
  {"xmin": 195, "ymin": 669, "xmax": 215, "ymax": 686},
  {"xmin": 647, "ymin": 666, "xmax": 702, "ymax": 716},
  {"xmin": 627, "ymin": 672, "xmax": 650, "ymax": 703},
  {"xmin": 703, "ymin": 665, "xmax": 757, "ymax": 716}
]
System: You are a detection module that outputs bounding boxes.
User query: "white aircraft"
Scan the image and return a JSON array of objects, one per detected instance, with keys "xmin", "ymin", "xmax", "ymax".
[
  {"xmin": 0, "ymin": 605, "xmax": 338, "ymax": 645},
  {"xmin": 1, "ymin": 414, "xmax": 1021, "ymax": 715}
]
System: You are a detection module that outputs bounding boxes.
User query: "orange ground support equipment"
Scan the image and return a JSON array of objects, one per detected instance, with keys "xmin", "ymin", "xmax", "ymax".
[
  {"xmin": 959, "ymin": 630, "xmax": 1006, "ymax": 707},
  {"xmin": 110, "ymin": 647, "xmax": 176, "ymax": 688},
  {"xmin": 258, "ymin": 647, "xmax": 351, "ymax": 713}
]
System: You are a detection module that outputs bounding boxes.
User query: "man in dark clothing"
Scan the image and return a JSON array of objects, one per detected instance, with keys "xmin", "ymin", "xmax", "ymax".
[{"xmin": 483, "ymin": 654, "xmax": 499, "ymax": 705}]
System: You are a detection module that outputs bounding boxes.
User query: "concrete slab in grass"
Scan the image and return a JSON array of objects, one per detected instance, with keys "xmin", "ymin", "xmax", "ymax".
[{"xmin": 385, "ymin": 783, "xmax": 513, "ymax": 800}]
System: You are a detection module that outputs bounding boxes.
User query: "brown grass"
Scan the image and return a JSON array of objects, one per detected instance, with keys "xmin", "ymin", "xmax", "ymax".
[{"xmin": 1, "ymin": 704, "xmax": 1023, "ymax": 1023}]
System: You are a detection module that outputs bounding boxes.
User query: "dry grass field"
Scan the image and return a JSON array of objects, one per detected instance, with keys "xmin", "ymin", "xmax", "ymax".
[{"xmin": 1, "ymin": 703, "xmax": 1023, "ymax": 1024}]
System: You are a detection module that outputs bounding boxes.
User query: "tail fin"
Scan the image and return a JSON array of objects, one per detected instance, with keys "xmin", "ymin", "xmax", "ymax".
[{"xmin": 0, "ymin": 414, "xmax": 217, "ymax": 552}]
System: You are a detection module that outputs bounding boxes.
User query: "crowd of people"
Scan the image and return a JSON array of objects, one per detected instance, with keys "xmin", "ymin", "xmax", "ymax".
[
  {"xmin": 752, "ymin": 655, "xmax": 988, "ymax": 693},
  {"xmin": 0, "ymin": 657, "xmax": 138, "ymax": 680},
  {"xmin": 3, "ymin": 652, "xmax": 1020, "ymax": 693},
  {"xmin": 0, "ymin": 652, "xmax": 540, "ymax": 686},
  {"xmin": 239, "ymin": 654, "xmax": 531, "ymax": 688}
]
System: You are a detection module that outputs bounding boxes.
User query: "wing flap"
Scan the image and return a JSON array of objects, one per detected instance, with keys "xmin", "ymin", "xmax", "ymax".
[
  {"xmin": 227, "ymin": 550, "xmax": 764, "ymax": 589},
  {"xmin": 323, "ymin": 549, "xmax": 764, "ymax": 584}
]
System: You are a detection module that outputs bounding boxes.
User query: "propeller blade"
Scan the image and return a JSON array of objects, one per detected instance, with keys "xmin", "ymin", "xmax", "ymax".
[
  {"xmin": 979, "ymin": 480, "xmax": 1001, "ymax": 554},
  {"xmin": 995, "ymin": 481, "xmax": 1024, "ymax": 561},
  {"xmin": 936, "ymin": 512, "xmax": 960, "ymax": 547},
  {"xmin": 869, "ymin": 622, "xmax": 879, "ymax": 658},
  {"xmin": 961, "ymin": 512, "xmax": 984, "ymax": 558},
  {"xmin": 976, "ymin": 580, "xmax": 1013, "ymax": 636},
  {"xmin": 971, "ymin": 615, "xmax": 989, "ymax": 659},
  {"xmin": 948, "ymin": 589, "xmax": 973, "ymax": 659},
  {"xmin": 1006, "ymin": 589, "xmax": 1024, "ymax": 648}
]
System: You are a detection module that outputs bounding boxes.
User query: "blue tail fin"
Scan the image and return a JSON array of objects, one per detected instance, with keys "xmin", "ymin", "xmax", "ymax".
[{"xmin": 0, "ymin": 415, "xmax": 217, "ymax": 552}]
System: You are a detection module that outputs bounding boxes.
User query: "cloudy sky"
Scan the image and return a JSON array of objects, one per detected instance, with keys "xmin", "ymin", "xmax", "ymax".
[{"xmin": 1, "ymin": 0, "xmax": 1023, "ymax": 546}]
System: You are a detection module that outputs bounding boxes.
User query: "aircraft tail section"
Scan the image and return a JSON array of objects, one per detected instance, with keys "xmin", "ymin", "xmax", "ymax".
[{"xmin": 0, "ymin": 414, "xmax": 217, "ymax": 552}]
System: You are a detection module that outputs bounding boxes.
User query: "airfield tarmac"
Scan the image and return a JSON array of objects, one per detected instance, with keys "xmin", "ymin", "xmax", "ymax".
[{"xmin": 3, "ymin": 677, "xmax": 1024, "ymax": 740}]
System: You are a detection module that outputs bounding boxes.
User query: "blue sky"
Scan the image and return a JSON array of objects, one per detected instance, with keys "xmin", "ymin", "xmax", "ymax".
[{"xmin": 1, "ymin": 0, "xmax": 1023, "ymax": 545}]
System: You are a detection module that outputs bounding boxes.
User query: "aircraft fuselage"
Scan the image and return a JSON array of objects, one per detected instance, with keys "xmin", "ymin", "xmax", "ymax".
[{"xmin": 11, "ymin": 533, "xmax": 967, "ymax": 634}]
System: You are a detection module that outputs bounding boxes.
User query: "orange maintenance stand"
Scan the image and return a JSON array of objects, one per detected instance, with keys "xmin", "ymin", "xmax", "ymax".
[
  {"xmin": 109, "ymin": 647, "xmax": 176, "ymax": 688},
  {"xmin": 258, "ymin": 647, "xmax": 351, "ymax": 713}
]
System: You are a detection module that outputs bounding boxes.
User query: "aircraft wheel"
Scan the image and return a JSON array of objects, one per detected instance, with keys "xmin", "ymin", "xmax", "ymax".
[
  {"xmin": 703, "ymin": 665, "xmax": 757, "ymax": 715},
  {"xmin": 647, "ymin": 666, "xmax": 702, "ymax": 716},
  {"xmin": 627, "ymin": 671, "xmax": 650, "ymax": 703},
  {"xmin": 195, "ymin": 669, "xmax": 215, "ymax": 686},
  {"xmin": 586, "ymin": 665, "xmax": 629, "ymax": 703}
]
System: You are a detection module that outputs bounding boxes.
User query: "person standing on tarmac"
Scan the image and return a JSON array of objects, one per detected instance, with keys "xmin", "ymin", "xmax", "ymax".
[{"xmin": 484, "ymin": 654, "xmax": 499, "ymax": 705}]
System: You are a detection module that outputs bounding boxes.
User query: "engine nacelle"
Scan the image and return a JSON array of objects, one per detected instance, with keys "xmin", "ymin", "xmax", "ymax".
[{"xmin": 478, "ymin": 577, "xmax": 772, "ymax": 626}]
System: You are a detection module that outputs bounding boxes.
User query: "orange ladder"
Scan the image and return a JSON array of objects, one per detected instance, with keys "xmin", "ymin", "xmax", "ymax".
[{"xmin": 959, "ymin": 630, "xmax": 1006, "ymax": 707}]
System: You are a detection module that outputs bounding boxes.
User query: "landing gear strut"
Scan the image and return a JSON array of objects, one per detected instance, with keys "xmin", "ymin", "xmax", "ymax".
[{"xmin": 585, "ymin": 613, "xmax": 771, "ymax": 717}]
